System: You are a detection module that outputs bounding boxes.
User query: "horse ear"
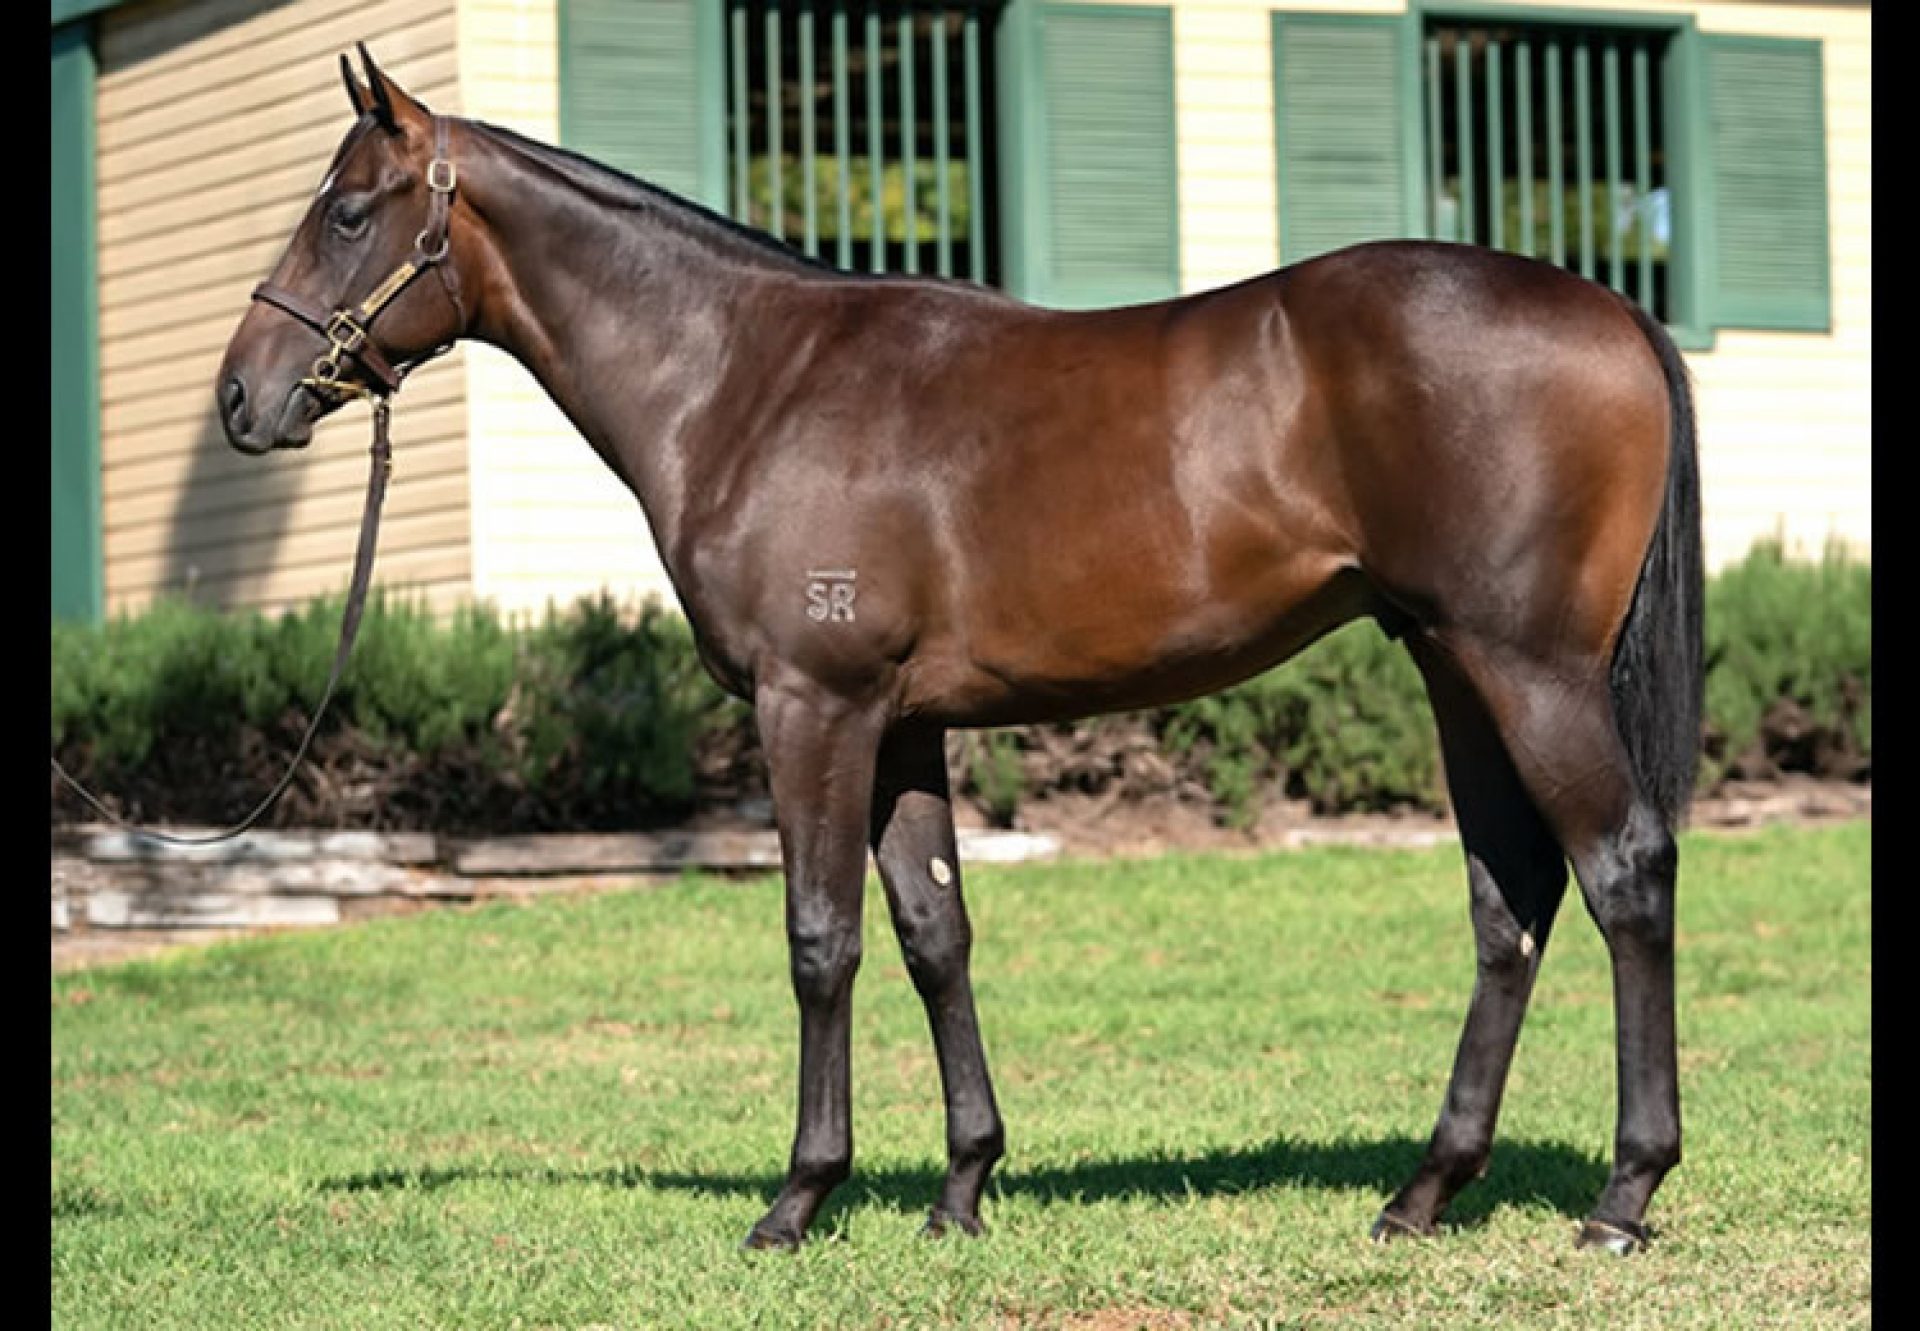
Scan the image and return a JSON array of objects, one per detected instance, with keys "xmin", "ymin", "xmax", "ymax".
[
  {"xmin": 354, "ymin": 42, "xmax": 438, "ymax": 134},
  {"xmin": 356, "ymin": 42, "xmax": 400, "ymax": 133},
  {"xmin": 339, "ymin": 53, "xmax": 372, "ymax": 119}
]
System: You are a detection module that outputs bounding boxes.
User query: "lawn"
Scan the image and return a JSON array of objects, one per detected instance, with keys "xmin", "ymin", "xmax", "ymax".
[{"xmin": 51, "ymin": 822, "xmax": 1870, "ymax": 1329}]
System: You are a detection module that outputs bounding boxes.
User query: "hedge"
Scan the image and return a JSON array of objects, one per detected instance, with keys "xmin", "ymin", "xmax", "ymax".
[{"xmin": 51, "ymin": 542, "xmax": 1867, "ymax": 831}]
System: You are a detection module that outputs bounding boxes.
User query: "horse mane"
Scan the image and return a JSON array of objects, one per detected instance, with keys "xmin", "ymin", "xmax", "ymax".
[{"xmin": 471, "ymin": 119, "xmax": 858, "ymax": 279}]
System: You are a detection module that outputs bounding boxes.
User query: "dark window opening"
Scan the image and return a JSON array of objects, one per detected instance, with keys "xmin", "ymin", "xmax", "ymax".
[
  {"xmin": 725, "ymin": 1, "xmax": 1003, "ymax": 283},
  {"xmin": 1426, "ymin": 22, "xmax": 1673, "ymax": 320}
]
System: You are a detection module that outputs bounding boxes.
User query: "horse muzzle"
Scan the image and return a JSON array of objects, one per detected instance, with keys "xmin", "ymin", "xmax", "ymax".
[{"xmin": 220, "ymin": 374, "xmax": 328, "ymax": 454}]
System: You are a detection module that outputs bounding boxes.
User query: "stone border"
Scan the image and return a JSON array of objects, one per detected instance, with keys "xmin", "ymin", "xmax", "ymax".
[
  {"xmin": 50, "ymin": 826, "xmax": 1064, "ymax": 935},
  {"xmin": 50, "ymin": 777, "xmax": 1868, "ymax": 954}
]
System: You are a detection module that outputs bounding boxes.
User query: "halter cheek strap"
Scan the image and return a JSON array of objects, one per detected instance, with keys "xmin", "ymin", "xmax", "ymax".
[{"xmin": 251, "ymin": 115, "xmax": 463, "ymax": 401}]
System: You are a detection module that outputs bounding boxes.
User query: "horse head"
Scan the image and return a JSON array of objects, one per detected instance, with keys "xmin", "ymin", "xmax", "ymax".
[{"xmin": 216, "ymin": 45, "xmax": 467, "ymax": 453}]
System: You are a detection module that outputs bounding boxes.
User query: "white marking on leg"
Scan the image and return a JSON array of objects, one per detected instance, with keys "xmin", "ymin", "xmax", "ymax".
[
  {"xmin": 1520, "ymin": 930, "xmax": 1536, "ymax": 958},
  {"xmin": 929, "ymin": 856, "xmax": 953, "ymax": 887}
]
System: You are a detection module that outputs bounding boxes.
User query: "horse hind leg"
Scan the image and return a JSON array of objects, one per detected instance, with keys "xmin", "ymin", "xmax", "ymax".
[
  {"xmin": 1412, "ymin": 631, "xmax": 1682, "ymax": 1253},
  {"xmin": 1373, "ymin": 636, "xmax": 1570, "ymax": 1241}
]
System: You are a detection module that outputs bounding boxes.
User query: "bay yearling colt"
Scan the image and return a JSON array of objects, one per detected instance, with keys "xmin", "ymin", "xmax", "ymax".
[{"xmin": 219, "ymin": 49, "xmax": 1702, "ymax": 1255}]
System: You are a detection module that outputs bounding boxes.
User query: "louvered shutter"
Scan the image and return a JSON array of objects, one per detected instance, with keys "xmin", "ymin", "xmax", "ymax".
[
  {"xmin": 559, "ymin": 0, "xmax": 725, "ymax": 210},
  {"xmin": 1017, "ymin": 3, "xmax": 1179, "ymax": 309},
  {"xmin": 1704, "ymin": 35, "xmax": 1830, "ymax": 331},
  {"xmin": 1272, "ymin": 13, "xmax": 1419, "ymax": 266}
]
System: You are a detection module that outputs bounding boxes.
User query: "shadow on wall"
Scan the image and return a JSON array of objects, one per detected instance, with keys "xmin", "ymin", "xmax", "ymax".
[
  {"xmin": 158, "ymin": 407, "xmax": 305, "ymax": 612},
  {"xmin": 101, "ymin": 0, "xmax": 328, "ymax": 614}
]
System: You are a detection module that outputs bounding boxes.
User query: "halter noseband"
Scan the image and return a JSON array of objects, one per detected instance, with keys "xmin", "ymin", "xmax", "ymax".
[{"xmin": 250, "ymin": 115, "xmax": 463, "ymax": 402}]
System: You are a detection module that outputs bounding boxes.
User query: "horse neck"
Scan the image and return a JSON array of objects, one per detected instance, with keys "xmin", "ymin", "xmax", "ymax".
[{"xmin": 453, "ymin": 120, "xmax": 802, "ymax": 558}]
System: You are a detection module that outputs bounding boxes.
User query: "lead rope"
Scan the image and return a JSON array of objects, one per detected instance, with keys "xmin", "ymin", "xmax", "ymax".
[{"xmin": 50, "ymin": 400, "xmax": 394, "ymax": 846}]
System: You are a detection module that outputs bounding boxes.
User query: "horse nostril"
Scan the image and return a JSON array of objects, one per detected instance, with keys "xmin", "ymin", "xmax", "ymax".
[{"xmin": 222, "ymin": 376, "xmax": 251, "ymax": 433}]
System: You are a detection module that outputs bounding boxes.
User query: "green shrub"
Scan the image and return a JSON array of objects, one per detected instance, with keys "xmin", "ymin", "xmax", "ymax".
[
  {"xmin": 961, "ymin": 731, "xmax": 1027, "ymax": 829},
  {"xmin": 512, "ymin": 595, "xmax": 742, "ymax": 812},
  {"xmin": 1159, "ymin": 623, "xmax": 1440, "ymax": 824},
  {"xmin": 1702, "ymin": 539, "xmax": 1870, "ymax": 784},
  {"xmin": 51, "ymin": 598, "xmax": 282, "ymax": 769},
  {"xmin": 50, "ymin": 545, "xmax": 1870, "ymax": 831}
]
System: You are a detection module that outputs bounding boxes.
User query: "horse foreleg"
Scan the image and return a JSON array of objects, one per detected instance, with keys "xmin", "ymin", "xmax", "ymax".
[
  {"xmin": 742, "ymin": 680, "xmax": 885, "ymax": 1250},
  {"xmin": 870, "ymin": 725, "xmax": 1006, "ymax": 1236}
]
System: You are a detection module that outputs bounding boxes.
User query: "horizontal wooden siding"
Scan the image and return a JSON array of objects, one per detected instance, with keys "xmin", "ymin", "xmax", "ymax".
[{"xmin": 95, "ymin": 0, "xmax": 471, "ymax": 617}]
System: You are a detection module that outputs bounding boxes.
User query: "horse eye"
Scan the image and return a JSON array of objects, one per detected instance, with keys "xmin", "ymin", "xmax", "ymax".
[{"xmin": 328, "ymin": 197, "xmax": 370, "ymax": 240}]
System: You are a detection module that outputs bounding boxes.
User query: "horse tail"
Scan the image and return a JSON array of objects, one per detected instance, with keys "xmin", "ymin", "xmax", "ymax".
[{"xmin": 1610, "ymin": 298, "xmax": 1706, "ymax": 829}]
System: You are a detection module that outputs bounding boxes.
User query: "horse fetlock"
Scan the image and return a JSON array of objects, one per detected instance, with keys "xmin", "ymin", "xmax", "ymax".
[
  {"xmin": 949, "ymin": 1120, "xmax": 1006, "ymax": 1173},
  {"xmin": 1617, "ymin": 1129, "xmax": 1682, "ymax": 1180},
  {"xmin": 788, "ymin": 1149, "xmax": 853, "ymax": 1195}
]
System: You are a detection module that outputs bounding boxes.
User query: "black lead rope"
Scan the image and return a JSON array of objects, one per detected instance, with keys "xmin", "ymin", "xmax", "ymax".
[{"xmin": 51, "ymin": 402, "xmax": 394, "ymax": 847}]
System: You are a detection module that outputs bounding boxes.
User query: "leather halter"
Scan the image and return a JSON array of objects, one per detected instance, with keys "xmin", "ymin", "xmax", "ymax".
[{"xmin": 250, "ymin": 115, "xmax": 463, "ymax": 401}]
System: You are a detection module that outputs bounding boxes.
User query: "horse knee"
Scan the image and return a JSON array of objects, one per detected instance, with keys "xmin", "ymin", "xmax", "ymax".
[{"xmin": 788, "ymin": 920, "xmax": 862, "ymax": 1005}]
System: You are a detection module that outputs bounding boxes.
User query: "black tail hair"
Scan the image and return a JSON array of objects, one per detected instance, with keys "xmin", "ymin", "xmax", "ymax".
[{"xmin": 1610, "ymin": 300, "xmax": 1706, "ymax": 828}]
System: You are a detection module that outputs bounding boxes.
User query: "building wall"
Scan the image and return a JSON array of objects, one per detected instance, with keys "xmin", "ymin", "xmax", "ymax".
[
  {"xmin": 94, "ymin": 0, "xmax": 473, "ymax": 616},
  {"xmin": 457, "ymin": 0, "xmax": 679, "ymax": 619},
  {"xmin": 1684, "ymin": 2, "xmax": 1869, "ymax": 568}
]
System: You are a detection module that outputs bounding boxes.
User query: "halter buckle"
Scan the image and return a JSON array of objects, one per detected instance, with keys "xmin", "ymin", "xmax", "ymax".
[
  {"xmin": 308, "ymin": 352, "xmax": 345, "ymax": 388},
  {"xmin": 324, "ymin": 310, "xmax": 369, "ymax": 355},
  {"xmin": 427, "ymin": 158, "xmax": 457, "ymax": 193}
]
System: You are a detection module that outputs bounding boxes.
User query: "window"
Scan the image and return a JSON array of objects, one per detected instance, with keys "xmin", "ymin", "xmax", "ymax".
[
  {"xmin": 1271, "ymin": 8, "xmax": 1832, "ymax": 342},
  {"xmin": 1425, "ymin": 21, "xmax": 1673, "ymax": 322},
  {"xmin": 722, "ymin": 0, "xmax": 1002, "ymax": 282}
]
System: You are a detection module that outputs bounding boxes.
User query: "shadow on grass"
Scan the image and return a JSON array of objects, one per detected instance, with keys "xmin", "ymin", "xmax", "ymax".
[{"xmin": 319, "ymin": 1133, "xmax": 1608, "ymax": 1227}]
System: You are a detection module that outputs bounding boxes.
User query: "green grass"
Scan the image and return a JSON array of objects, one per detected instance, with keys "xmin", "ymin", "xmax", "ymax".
[{"xmin": 52, "ymin": 824, "xmax": 1869, "ymax": 1329}]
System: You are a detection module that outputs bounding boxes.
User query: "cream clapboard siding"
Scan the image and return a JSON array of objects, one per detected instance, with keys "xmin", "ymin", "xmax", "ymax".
[
  {"xmin": 1686, "ymin": 2, "xmax": 1869, "ymax": 569},
  {"xmin": 1160, "ymin": 0, "xmax": 1868, "ymax": 570},
  {"xmin": 457, "ymin": 0, "xmax": 678, "ymax": 620},
  {"xmin": 96, "ymin": 0, "xmax": 472, "ymax": 618}
]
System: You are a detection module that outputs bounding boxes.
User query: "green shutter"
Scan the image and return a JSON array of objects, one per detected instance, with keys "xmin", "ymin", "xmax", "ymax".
[
  {"xmin": 1704, "ymin": 35, "xmax": 1829, "ymax": 331},
  {"xmin": 51, "ymin": 21, "xmax": 102, "ymax": 624},
  {"xmin": 559, "ymin": 0, "xmax": 726, "ymax": 210},
  {"xmin": 1272, "ymin": 13, "xmax": 1421, "ymax": 266},
  {"xmin": 1010, "ymin": 3, "xmax": 1179, "ymax": 309}
]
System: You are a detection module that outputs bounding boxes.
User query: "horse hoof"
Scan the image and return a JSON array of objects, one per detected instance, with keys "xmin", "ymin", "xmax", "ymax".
[
  {"xmin": 1369, "ymin": 1211, "xmax": 1433, "ymax": 1244},
  {"xmin": 922, "ymin": 1207, "xmax": 985, "ymax": 1239},
  {"xmin": 1574, "ymin": 1217, "xmax": 1649, "ymax": 1255},
  {"xmin": 741, "ymin": 1223, "xmax": 803, "ymax": 1252}
]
